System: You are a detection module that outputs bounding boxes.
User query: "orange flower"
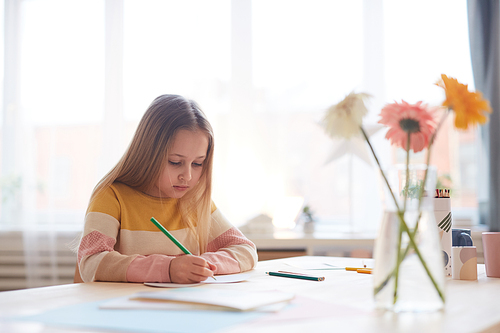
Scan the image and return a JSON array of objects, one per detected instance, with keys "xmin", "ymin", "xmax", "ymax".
[{"xmin": 436, "ymin": 74, "xmax": 491, "ymax": 130}]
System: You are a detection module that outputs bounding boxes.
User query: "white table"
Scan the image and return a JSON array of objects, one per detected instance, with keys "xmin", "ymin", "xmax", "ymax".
[{"xmin": 1, "ymin": 256, "xmax": 499, "ymax": 333}]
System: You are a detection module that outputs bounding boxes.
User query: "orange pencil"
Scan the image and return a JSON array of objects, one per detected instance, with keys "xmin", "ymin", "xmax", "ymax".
[
  {"xmin": 346, "ymin": 267, "xmax": 366, "ymax": 271},
  {"xmin": 356, "ymin": 268, "xmax": 373, "ymax": 274}
]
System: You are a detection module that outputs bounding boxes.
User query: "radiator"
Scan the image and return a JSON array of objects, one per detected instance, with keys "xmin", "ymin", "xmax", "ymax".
[{"xmin": 0, "ymin": 230, "xmax": 78, "ymax": 291}]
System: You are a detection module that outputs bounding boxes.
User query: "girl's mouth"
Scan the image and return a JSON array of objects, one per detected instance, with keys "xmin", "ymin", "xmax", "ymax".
[{"xmin": 173, "ymin": 185, "xmax": 189, "ymax": 191}]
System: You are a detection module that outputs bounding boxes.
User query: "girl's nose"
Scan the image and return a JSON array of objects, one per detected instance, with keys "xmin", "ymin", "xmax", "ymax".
[{"xmin": 179, "ymin": 166, "xmax": 192, "ymax": 181}]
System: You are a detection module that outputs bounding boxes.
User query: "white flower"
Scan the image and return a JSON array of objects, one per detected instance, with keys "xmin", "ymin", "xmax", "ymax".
[{"xmin": 322, "ymin": 92, "xmax": 371, "ymax": 139}]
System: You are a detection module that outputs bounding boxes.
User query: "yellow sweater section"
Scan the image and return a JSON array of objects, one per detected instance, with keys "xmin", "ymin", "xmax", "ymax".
[{"xmin": 88, "ymin": 182, "xmax": 215, "ymax": 232}]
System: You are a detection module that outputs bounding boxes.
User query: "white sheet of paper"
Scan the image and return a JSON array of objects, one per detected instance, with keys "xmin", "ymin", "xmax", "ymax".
[
  {"xmin": 144, "ymin": 272, "xmax": 251, "ymax": 288},
  {"xmin": 99, "ymin": 295, "xmax": 288, "ymax": 313},
  {"xmin": 131, "ymin": 288, "xmax": 294, "ymax": 311}
]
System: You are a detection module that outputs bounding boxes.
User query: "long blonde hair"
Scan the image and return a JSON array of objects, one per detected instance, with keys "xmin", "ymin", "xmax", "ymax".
[{"xmin": 91, "ymin": 94, "xmax": 214, "ymax": 253}]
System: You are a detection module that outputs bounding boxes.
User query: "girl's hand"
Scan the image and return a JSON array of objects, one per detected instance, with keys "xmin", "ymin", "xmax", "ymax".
[{"xmin": 169, "ymin": 255, "xmax": 216, "ymax": 284}]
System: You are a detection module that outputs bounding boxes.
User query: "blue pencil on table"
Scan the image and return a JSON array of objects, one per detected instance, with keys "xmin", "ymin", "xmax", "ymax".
[{"xmin": 150, "ymin": 217, "xmax": 216, "ymax": 280}]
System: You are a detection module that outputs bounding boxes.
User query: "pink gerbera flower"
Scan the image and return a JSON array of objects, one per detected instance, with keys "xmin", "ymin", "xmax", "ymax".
[{"xmin": 378, "ymin": 100, "xmax": 437, "ymax": 153}]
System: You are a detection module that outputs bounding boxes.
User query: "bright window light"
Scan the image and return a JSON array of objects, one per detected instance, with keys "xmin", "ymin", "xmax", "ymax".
[{"xmin": 272, "ymin": 196, "xmax": 305, "ymax": 229}]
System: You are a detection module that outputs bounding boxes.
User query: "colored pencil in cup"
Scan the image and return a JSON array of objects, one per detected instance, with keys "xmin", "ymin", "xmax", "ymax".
[{"xmin": 150, "ymin": 217, "xmax": 216, "ymax": 280}]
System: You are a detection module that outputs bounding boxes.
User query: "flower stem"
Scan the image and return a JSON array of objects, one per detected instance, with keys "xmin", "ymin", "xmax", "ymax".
[
  {"xmin": 360, "ymin": 126, "xmax": 401, "ymax": 295},
  {"xmin": 376, "ymin": 211, "xmax": 445, "ymax": 303},
  {"xmin": 404, "ymin": 132, "xmax": 411, "ymax": 211},
  {"xmin": 360, "ymin": 127, "xmax": 401, "ymax": 212},
  {"xmin": 361, "ymin": 126, "xmax": 405, "ymax": 299},
  {"xmin": 417, "ymin": 110, "xmax": 449, "ymax": 207},
  {"xmin": 393, "ymin": 211, "xmax": 405, "ymax": 304},
  {"xmin": 393, "ymin": 134, "xmax": 412, "ymax": 304},
  {"xmin": 398, "ymin": 110, "xmax": 451, "ymax": 275},
  {"xmin": 363, "ymin": 125, "xmax": 445, "ymax": 303},
  {"xmin": 399, "ymin": 217, "xmax": 446, "ymax": 303},
  {"xmin": 403, "ymin": 110, "xmax": 451, "ymax": 257}
]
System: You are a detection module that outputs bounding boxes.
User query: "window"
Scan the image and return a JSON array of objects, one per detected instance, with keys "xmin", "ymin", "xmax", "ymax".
[{"xmin": 0, "ymin": 0, "xmax": 478, "ymax": 232}]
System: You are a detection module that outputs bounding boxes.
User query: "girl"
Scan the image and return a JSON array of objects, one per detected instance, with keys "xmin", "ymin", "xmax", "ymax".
[{"xmin": 77, "ymin": 94, "xmax": 258, "ymax": 284}]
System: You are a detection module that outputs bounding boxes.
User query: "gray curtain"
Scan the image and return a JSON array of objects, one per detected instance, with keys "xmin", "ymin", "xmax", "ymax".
[{"xmin": 468, "ymin": 0, "xmax": 500, "ymax": 231}]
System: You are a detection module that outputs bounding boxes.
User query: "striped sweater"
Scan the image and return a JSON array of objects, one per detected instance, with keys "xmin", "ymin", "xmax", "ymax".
[{"xmin": 77, "ymin": 182, "xmax": 257, "ymax": 282}]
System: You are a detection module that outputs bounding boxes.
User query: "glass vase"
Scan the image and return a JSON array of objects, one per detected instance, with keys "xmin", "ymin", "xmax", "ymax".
[{"xmin": 373, "ymin": 164, "xmax": 445, "ymax": 312}]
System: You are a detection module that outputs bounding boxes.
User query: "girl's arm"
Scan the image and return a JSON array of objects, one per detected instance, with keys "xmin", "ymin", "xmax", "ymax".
[
  {"xmin": 78, "ymin": 225, "xmax": 214, "ymax": 283},
  {"xmin": 200, "ymin": 209, "xmax": 258, "ymax": 275},
  {"xmin": 77, "ymin": 212, "xmax": 177, "ymax": 283},
  {"xmin": 78, "ymin": 211, "xmax": 215, "ymax": 283}
]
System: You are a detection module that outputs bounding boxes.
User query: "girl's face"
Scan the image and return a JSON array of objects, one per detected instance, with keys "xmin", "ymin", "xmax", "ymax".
[{"xmin": 155, "ymin": 129, "xmax": 209, "ymax": 198}]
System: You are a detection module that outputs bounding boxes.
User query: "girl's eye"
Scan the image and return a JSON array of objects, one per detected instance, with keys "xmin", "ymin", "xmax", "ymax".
[
  {"xmin": 193, "ymin": 162, "xmax": 203, "ymax": 167},
  {"xmin": 169, "ymin": 161, "xmax": 181, "ymax": 166}
]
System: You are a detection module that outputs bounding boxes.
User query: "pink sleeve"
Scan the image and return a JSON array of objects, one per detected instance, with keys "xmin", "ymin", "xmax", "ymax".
[
  {"xmin": 79, "ymin": 230, "xmax": 175, "ymax": 283},
  {"xmin": 78, "ymin": 230, "xmax": 115, "ymax": 264},
  {"xmin": 126, "ymin": 254, "xmax": 174, "ymax": 283},
  {"xmin": 201, "ymin": 227, "xmax": 257, "ymax": 275},
  {"xmin": 201, "ymin": 251, "xmax": 240, "ymax": 274}
]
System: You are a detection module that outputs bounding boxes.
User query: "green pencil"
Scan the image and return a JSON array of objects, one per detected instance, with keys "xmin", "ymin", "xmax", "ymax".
[
  {"xmin": 266, "ymin": 271, "xmax": 325, "ymax": 281},
  {"xmin": 150, "ymin": 217, "xmax": 216, "ymax": 280},
  {"xmin": 150, "ymin": 217, "xmax": 191, "ymax": 254}
]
